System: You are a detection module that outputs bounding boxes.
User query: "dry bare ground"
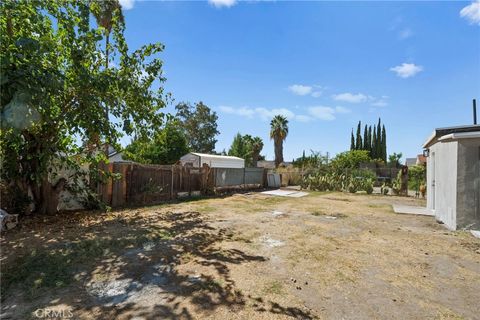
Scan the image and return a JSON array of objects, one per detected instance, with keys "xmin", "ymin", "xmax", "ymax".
[{"xmin": 1, "ymin": 191, "xmax": 479, "ymax": 320}]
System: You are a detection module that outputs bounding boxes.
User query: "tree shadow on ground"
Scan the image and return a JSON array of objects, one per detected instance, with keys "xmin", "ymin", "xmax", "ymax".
[{"xmin": 1, "ymin": 210, "xmax": 316, "ymax": 319}]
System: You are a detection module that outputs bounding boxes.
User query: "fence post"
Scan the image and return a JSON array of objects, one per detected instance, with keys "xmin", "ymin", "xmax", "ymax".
[{"xmin": 170, "ymin": 165, "xmax": 174, "ymax": 200}]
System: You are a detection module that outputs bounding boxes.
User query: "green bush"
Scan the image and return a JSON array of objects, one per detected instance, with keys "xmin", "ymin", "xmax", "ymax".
[
  {"xmin": 330, "ymin": 150, "xmax": 371, "ymax": 172},
  {"xmin": 0, "ymin": 182, "xmax": 31, "ymax": 215},
  {"xmin": 408, "ymin": 165, "xmax": 426, "ymax": 190}
]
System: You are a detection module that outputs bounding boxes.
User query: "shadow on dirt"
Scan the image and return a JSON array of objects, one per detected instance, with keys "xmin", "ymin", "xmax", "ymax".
[{"xmin": 1, "ymin": 210, "xmax": 316, "ymax": 319}]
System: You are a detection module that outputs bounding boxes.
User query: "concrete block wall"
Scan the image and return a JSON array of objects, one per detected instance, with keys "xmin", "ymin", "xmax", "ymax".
[{"xmin": 456, "ymin": 139, "xmax": 480, "ymax": 229}]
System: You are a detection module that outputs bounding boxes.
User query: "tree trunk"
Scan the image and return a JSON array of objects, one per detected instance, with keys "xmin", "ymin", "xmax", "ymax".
[
  {"xmin": 252, "ymin": 151, "xmax": 259, "ymax": 168},
  {"xmin": 274, "ymin": 137, "xmax": 284, "ymax": 168},
  {"xmin": 32, "ymin": 178, "xmax": 67, "ymax": 215}
]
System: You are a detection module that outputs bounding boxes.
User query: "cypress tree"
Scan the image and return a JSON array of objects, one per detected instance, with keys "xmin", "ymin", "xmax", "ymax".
[
  {"xmin": 356, "ymin": 121, "xmax": 362, "ymax": 150},
  {"xmin": 372, "ymin": 126, "xmax": 377, "ymax": 159},
  {"xmin": 363, "ymin": 124, "xmax": 368, "ymax": 152},
  {"xmin": 350, "ymin": 130, "xmax": 355, "ymax": 150},
  {"xmin": 368, "ymin": 126, "xmax": 372, "ymax": 157},
  {"xmin": 376, "ymin": 118, "xmax": 382, "ymax": 160},
  {"xmin": 381, "ymin": 124, "xmax": 387, "ymax": 162}
]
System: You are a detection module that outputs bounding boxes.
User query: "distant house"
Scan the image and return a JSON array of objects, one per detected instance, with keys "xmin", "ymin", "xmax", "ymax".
[
  {"xmin": 180, "ymin": 152, "xmax": 245, "ymax": 168},
  {"xmin": 423, "ymin": 124, "xmax": 480, "ymax": 230},
  {"xmin": 107, "ymin": 145, "xmax": 126, "ymax": 162},
  {"xmin": 405, "ymin": 158, "xmax": 417, "ymax": 167},
  {"xmin": 416, "ymin": 154, "xmax": 427, "ymax": 166},
  {"xmin": 405, "ymin": 154, "xmax": 427, "ymax": 167}
]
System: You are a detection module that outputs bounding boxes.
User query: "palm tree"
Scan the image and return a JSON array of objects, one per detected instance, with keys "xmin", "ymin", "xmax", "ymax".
[
  {"xmin": 91, "ymin": 0, "xmax": 124, "ymax": 156},
  {"xmin": 251, "ymin": 137, "xmax": 264, "ymax": 167},
  {"xmin": 270, "ymin": 115, "xmax": 289, "ymax": 167}
]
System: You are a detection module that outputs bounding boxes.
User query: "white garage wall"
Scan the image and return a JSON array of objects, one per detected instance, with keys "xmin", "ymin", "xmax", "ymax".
[{"xmin": 428, "ymin": 141, "xmax": 458, "ymax": 230}]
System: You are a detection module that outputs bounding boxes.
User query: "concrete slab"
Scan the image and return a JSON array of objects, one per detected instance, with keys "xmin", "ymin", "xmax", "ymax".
[
  {"xmin": 261, "ymin": 189, "xmax": 308, "ymax": 198},
  {"xmin": 470, "ymin": 230, "xmax": 480, "ymax": 239},
  {"xmin": 392, "ymin": 204, "xmax": 434, "ymax": 216},
  {"xmin": 286, "ymin": 191, "xmax": 309, "ymax": 198}
]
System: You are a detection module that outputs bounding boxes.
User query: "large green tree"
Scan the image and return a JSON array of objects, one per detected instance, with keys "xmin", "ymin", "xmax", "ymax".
[
  {"xmin": 175, "ymin": 101, "xmax": 219, "ymax": 153},
  {"xmin": 250, "ymin": 136, "xmax": 264, "ymax": 167},
  {"xmin": 124, "ymin": 122, "xmax": 189, "ymax": 165},
  {"xmin": 363, "ymin": 124, "xmax": 369, "ymax": 154},
  {"xmin": 228, "ymin": 133, "xmax": 248, "ymax": 160},
  {"xmin": 376, "ymin": 118, "xmax": 382, "ymax": 160},
  {"xmin": 0, "ymin": 0, "xmax": 167, "ymax": 214},
  {"xmin": 372, "ymin": 126, "xmax": 377, "ymax": 159},
  {"xmin": 227, "ymin": 133, "xmax": 263, "ymax": 167},
  {"xmin": 350, "ymin": 129, "xmax": 355, "ymax": 151},
  {"xmin": 388, "ymin": 152, "xmax": 402, "ymax": 168},
  {"xmin": 381, "ymin": 124, "xmax": 387, "ymax": 162},
  {"xmin": 270, "ymin": 115, "xmax": 289, "ymax": 167},
  {"xmin": 355, "ymin": 121, "xmax": 362, "ymax": 150},
  {"xmin": 330, "ymin": 150, "xmax": 371, "ymax": 172}
]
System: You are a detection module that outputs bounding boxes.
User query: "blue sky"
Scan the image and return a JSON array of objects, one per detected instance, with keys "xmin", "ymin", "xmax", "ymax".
[{"xmin": 119, "ymin": 0, "xmax": 480, "ymax": 161}]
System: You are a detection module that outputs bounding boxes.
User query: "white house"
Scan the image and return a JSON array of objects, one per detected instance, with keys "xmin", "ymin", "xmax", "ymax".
[
  {"xmin": 180, "ymin": 152, "xmax": 245, "ymax": 168},
  {"xmin": 423, "ymin": 124, "xmax": 480, "ymax": 230}
]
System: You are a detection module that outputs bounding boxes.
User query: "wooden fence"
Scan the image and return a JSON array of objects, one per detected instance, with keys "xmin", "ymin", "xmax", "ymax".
[{"xmin": 97, "ymin": 163, "xmax": 266, "ymax": 208}]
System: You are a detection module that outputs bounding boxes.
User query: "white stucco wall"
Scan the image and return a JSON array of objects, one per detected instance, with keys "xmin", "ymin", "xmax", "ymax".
[{"xmin": 427, "ymin": 140, "xmax": 458, "ymax": 230}]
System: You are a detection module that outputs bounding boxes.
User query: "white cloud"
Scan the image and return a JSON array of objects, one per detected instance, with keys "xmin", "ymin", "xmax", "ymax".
[
  {"xmin": 219, "ymin": 105, "xmax": 348, "ymax": 122},
  {"xmin": 390, "ymin": 63, "xmax": 423, "ymax": 78},
  {"xmin": 219, "ymin": 106, "xmax": 295, "ymax": 121},
  {"xmin": 295, "ymin": 115, "xmax": 313, "ymax": 122},
  {"xmin": 333, "ymin": 93, "xmax": 368, "ymax": 103},
  {"xmin": 209, "ymin": 0, "xmax": 237, "ymax": 8},
  {"xmin": 288, "ymin": 84, "xmax": 312, "ymax": 96},
  {"xmin": 399, "ymin": 28, "xmax": 413, "ymax": 39},
  {"xmin": 460, "ymin": 1, "xmax": 480, "ymax": 25},
  {"xmin": 288, "ymin": 84, "xmax": 325, "ymax": 97},
  {"xmin": 332, "ymin": 92, "xmax": 388, "ymax": 107},
  {"xmin": 119, "ymin": 0, "xmax": 135, "ymax": 10},
  {"xmin": 219, "ymin": 106, "xmax": 255, "ymax": 117},
  {"xmin": 308, "ymin": 106, "xmax": 336, "ymax": 121}
]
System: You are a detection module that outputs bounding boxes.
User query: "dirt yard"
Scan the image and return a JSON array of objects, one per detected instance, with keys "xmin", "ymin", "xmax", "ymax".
[{"xmin": 1, "ymin": 191, "xmax": 479, "ymax": 320}]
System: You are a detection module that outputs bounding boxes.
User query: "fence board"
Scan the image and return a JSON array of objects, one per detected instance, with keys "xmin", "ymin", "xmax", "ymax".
[{"xmin": 98, "ymin": 164, "xmax": 265, "ymax": 208}]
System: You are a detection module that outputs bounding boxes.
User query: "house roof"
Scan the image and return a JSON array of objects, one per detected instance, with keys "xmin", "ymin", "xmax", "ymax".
[
  {"xmin": 188, "ymin": 152, "xmax": 244, "ymax": 161},
  {"xmin": 423, "ymin": 124, "xmax": 480, "ymax": 148},
  {"xmin": 416, "ymin": 154, "xmax": 426, "ymax": 164}
]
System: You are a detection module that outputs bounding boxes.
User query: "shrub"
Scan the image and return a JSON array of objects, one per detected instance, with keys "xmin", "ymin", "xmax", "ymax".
[
  {"xmin": 408, "ymin": 165, "xmax": 426, "ymax": 191},
  {"xmin": 0, "ymin": 182, "xmax": 31, "ymax": 215},
  {"xmin": 330, "ymin": 150, "xmax": 371, "ymax": 173}
]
